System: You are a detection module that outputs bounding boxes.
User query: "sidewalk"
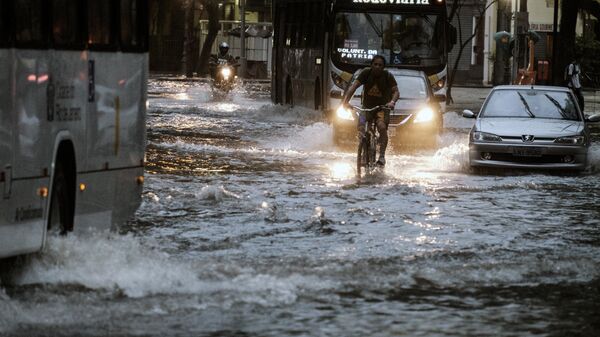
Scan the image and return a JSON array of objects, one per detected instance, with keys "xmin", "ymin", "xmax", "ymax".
[{"xmin": 446, "ymin": 86, "xmax": 491, "ymax": 113}]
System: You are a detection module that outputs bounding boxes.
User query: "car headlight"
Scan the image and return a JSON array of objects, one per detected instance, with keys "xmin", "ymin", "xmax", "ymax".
[
  {"xmin": 414, "ymin": 107, "xmax": 435, "ymax": 123},
  {"xmin": 220, "ymin": 67, "xmax": 231, "ymax": 78},
  {"xmin": 336, "ymin": 105, "xmax": 354, "ymax": 121},
  {"xmin": 471, "ymin": 131, "xmax": 502, "ymax": 142},
  {"xmin": 432, "ymin": 77, "xmax": 446, "ymax": 91},
  {"xmin": 331, "ymin": 71, "xmax": 348, "ymax": 90},
  {"xmin": 554, "ymin": 135, "xmax": 585, "ymax": 145}
]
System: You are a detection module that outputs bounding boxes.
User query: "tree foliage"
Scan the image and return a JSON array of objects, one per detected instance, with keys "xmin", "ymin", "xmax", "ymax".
[
  {"xmin": 557, "ymin": 0, "xmax": 600, "ymax": 85},
  {"xmin": 196, "ymin": 0, "xmax": 220, "ymax": 75}
]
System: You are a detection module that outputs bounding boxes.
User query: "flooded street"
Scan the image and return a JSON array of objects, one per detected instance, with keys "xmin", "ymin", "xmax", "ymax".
[{"xmin": 2, "ymin": 80, "xmax": 600, "ymax": 336}]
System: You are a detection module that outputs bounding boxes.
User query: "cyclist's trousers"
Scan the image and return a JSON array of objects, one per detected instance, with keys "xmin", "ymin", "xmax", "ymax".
[{"xmin": 357, "ymin": 110, "xmax": 388, "ymax": 156}]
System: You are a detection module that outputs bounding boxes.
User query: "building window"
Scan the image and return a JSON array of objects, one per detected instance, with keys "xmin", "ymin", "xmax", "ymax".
[
  {"xmin": 53, "ymin": 0, "xmax": 81, "ymax": 47},
  {"xmin": 121, "ymin": 0, "xmax": 140, "ymax": 48},
  {"xmin": 88, "ymin": 0, "xmax": 112, "ymax": 45},
  {"xmin": 15, "ymin": 0, "xmax": 45, "ymax": 45}
]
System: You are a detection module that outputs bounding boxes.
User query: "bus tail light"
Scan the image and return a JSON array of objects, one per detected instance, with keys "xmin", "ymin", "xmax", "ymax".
[
  {"xmin": 136, "ymin": 176, "xmax": 144, "ymax": 185},
  {"xmin": 37, "ymin": 187, "xmax": 49, "ymax": 198}
]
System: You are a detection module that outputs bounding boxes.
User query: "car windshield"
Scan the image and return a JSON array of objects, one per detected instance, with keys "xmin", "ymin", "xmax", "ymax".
[
  {"xmin": 396, "ymin": 75, "xmax": 428, "ymax": 99},
  {"xmin": 351, "ymin": 74, "xmax": 428, "ymax": 100},
  {"xmin": 333, "ymin": 12, "xmax": 445, "ymax": 67},
  {"xmin": 481, "ymin": 89, "xmax": 581, "ymax": 121}
]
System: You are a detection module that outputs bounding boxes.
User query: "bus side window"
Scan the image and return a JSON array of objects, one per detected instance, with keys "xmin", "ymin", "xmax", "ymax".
[
  {"xmin": 52, "ymin": 0, "xmax": 82, "ymax": 48},
  {"xmin": 88, "ymin": 0, "xmax": 113, "ymax": 46},
  {"xmin": 120, "ymin": 0, "xmax": 139, "ymax": 49},
  {"xmin": 0, "ymin": 0, "xmax": 9, "ymax": 46},
  {"xmin": 14, "ymin": 0, "xmax": 46, "ymax": 46}
]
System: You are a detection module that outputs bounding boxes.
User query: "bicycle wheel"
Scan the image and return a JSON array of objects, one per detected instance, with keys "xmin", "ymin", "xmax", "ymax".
[
  {"xmin": 357, "ymin": 137, "xmax": 366, "ymax": 177},
  {"xmin": 368, "ymin": 132, "xmax": 377, "ymax": 170}
]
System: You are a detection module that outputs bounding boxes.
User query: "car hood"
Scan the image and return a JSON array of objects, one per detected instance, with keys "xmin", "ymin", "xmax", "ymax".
[
  {"xmin": 394, "ymin": 99, "xmax": 428, "ymax": 114},
  {"xmin": 477, "ymin": 118, "xmax": 584, "ymax": 137}
]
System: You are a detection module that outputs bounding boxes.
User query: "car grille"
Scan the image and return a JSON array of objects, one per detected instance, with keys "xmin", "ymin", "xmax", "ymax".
[
  {"xmin": 389, "ymin": 115, "xmax": 409, "ymax": 125},
  {"xmin": 489, "ymin": 153, "xmax": 568, "ymax": 164}
]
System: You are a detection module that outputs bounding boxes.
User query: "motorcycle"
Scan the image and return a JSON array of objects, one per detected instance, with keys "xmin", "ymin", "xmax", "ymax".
[{"xmin": 211, "ymin": 58, "xmax": 238, "ymax": 94}]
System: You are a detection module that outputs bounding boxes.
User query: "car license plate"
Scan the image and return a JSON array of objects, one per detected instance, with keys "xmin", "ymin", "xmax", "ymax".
[
  {"xmin": 388, "ymin": 127, "xmax": 396, "ymax": 137},
  {"xmin": 512, "ymin": 147, "xmax": 543, "ymax": 157}
]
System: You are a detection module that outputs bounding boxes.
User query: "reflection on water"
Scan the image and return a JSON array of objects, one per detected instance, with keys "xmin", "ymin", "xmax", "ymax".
[{"xmin": 2, "ymin": 79, "xmax": 600, "ymax": 337}]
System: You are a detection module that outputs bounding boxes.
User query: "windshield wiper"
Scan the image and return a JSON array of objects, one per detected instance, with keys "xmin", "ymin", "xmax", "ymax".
[
  {"xmin": 543, "ymin": 93, "xmax": 574, "ymax": 120},
  {"xmin": 364, "ymin": 13, "xmax": 383, "ymax": 38},
  {"xmin": 517, "ymin": 92, "xmax": 535, "ymax": 118}
]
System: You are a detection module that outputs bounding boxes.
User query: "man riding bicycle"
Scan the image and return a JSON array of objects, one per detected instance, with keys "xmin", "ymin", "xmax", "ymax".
[{"xmin": 342, "ymin": 55, "xmax": 399, "ymax": 166}]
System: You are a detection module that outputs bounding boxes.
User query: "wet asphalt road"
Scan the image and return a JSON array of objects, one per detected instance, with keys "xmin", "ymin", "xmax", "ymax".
[{"xmin": 1, "ymin": 80, "xmax": 600, "ymax": 337}]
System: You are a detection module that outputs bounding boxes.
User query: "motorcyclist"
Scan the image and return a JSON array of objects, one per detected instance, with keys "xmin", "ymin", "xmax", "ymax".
[
  {"xmin": 209, "ymin": 42, "xmax": 237, "ymax": 78},
  {"xmin": 342, "ymin": 55, "xmax": 399, "ymax": 166}
]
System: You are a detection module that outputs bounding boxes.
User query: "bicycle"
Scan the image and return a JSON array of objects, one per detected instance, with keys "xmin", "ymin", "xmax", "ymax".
[{"xmin": 350, "ymin": 105, "xmax": 391, "ymax": 177}]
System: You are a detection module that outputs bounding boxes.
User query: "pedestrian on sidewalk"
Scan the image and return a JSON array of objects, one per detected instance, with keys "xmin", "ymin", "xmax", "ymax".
[{"xmin": 566, "ymin": 56, "xmax": 585, "ymax": 112}]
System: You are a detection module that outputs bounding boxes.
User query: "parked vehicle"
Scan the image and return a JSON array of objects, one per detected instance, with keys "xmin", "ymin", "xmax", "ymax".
[
  {"xmin": 463, "ymin": 85, "xmax": 600, "ymax": 171},
  {"xmin": 333, "ymin": 69, "xmax": 444, "ymax": 148}
]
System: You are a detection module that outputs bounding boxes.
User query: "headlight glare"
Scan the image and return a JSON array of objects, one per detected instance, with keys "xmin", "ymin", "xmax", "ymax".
[
  {"xmin": 221, "ymin": 67, "xmax": 232, "ymax": 78},
  {"xmin": 414, "ymin": 107, "xmax": 435, "ymax": 123},
  {"xmin": 472, "ymin": 131, "xmax": 502, "ymax": 142},
  {"xmin": 554, "ymin": 135, "xmax": 585, "ymax": 145},
  {"xmin": 336, "ymin": 106, "xmax": 354, "ymax": 121}
]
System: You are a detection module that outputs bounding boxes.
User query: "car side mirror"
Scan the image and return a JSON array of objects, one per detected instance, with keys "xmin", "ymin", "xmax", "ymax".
[
  {"xmin": 462, "ymin": 109, "xmax": 477, "ymax": 118},
  {"xmin": 586, "ymin": 113, "xmax": 600, "ymax": 122},
  {"xmin": 434, "ymin": 94, "xmax": 446, "ymax": 102}
]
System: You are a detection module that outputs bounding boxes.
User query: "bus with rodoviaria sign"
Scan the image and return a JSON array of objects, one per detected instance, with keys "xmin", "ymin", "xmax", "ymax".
[
  {"xmin": 271, "ymin": 0, "xmax": 455, "ymax": 115},
  {"xmin": 0, "ymin": 0, "xmax": 148, "ymax": 259}
]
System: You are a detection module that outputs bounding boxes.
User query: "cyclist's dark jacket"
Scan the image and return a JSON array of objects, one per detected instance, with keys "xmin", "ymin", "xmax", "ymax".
[{"xmin": 356, "ymin": 68, "xmax": 397, "ymax": 109}]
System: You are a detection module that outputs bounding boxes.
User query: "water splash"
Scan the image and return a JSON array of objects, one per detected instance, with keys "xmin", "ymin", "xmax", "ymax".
[
  {"xmin": 262, "ymin": 122, "xmax": 334, "ymax": 152},
  {"xmin": 10, "ymin": 234, "xmax": 334, "ymax": 302},
  {"xmin": 197, "ymin": 185, "xmax": 241, "ymax": 201}
]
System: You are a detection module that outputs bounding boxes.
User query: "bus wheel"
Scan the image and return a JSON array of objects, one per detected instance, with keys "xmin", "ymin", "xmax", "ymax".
[
  {"xmin": 314, "ymin": 79, "xmax": 321, "ymax": 110},
  {"xmin": 48, "ymin": 161, "xmax": 74, "ymax": 235},
  {"xmin": 285, "ymin": 78, "xmax": 294, "ymax": 107}
]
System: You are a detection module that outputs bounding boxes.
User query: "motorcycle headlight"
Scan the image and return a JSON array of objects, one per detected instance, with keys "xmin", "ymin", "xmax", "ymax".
[
  {"xmin": 221, "ymin": 67, "xmax": 231, "ymax": 78},
  {"xmin": 336, "ymin": 105, "xmax": 354, "ymax": 121},
  {"xmin": 414, "ymin": 107, "xmax": 435, "ymax": 123},
  {"xmin": 472, "ymin": 131, "xmax": 502, "ymax": 142},
  {"xmin": 554, "ymin": 135, "xmax": 585, "ymax": 145}
]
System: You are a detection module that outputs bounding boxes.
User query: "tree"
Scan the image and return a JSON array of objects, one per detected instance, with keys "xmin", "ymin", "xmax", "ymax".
[
  {"xmin": 446, "ymin": 0, "xmax": 498, "ymax": 105},
  {"xmin": 182, "ymin": 0, "xmax": 196, "ymax": 77},
  {"xmin": 196, "ymin": 0, "xmax": 220, "ymax": 75},
  {"xmin": 556, "ymin": 0, "xmax": 600, "ymax": 85}
]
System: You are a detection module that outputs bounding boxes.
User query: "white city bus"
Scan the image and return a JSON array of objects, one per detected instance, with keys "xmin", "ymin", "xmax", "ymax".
[{"xmin": 0, "ymin": 0, "xmax": 148, "ymax": 259}]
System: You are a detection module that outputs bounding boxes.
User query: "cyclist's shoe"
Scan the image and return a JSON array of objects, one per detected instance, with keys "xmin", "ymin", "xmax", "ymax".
[{"xmin": 376, "ymin": 155, "xmax": 386, "ymax": 166}]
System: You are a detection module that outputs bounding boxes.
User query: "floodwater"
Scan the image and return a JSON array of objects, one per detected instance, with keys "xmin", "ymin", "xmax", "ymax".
[{"xmin": 1, "ymin": 80, "xmax": 600, "ymax": 337}]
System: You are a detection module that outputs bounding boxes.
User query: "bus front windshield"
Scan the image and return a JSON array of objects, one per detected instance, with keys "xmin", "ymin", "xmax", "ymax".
[{"xmin": 333, "ymin": 12, "xmax": 445, "ymax": 67}]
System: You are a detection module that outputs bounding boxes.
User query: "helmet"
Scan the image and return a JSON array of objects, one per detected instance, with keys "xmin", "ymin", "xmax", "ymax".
[{"xmin": 219, "ymin": 42, "xmax": 229, "ymax": 55}]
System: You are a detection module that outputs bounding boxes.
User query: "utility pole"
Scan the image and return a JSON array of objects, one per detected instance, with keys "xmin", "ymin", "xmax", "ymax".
[
  {"xmin": 551, "ymin": 0, "xmax": 559, "ymax": 85},
  {"xmin": 239, "ymin": 0, "xmax": 247, "ymax": 78},
  {"xmin": 512, "ymin": 0, "xmax": 528, "ymax": 83}
]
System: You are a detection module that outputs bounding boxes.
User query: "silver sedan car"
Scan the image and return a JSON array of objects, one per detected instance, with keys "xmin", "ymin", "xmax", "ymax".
[{"xmin": 463, "ymin": 85, "xmax": 600, "ymax": 171}]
